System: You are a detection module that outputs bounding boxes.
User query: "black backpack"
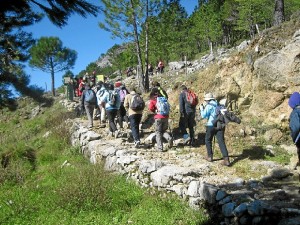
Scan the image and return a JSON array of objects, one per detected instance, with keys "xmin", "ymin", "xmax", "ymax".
[{"xmin": 130, "ymin": 94, "xmax": 145, "ymax": 111}]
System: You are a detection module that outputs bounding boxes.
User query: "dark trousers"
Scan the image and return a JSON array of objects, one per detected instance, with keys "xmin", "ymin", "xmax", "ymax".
[
  {"xmin": 179, "ymin": 112, "xmax": 195, "ymax": 139},
  {"xmin": 205, "ymin": 126, "xmax": 228, "ymax": 158},
  {"xmin": 117, "ymin": 103, "xmax": 128, "ymax": 128},
  {"xmin": 129, "ymin": 114, "xmax": 142, "ymax": 142},
  {"xmin": 106, "ymin": 109, "xmax": 118, "ymax": 132}
]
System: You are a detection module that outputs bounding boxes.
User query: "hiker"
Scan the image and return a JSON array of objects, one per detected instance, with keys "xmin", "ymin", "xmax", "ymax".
[
  {"xmin": 199, "ymin": 93, "xmax": 230, "ymax": 166},
  {"xmin": 179, "ymin": 85, "xmax": 197, "ymax": 146},
  {"xmin": 148, "ymin": 63, "xmax": 154, "ymax": 76},
  {"xmin": 77, "ymin": 77, "xmax": 85, "ymax": 97},
  {"xmin": 151, "ymin": 81, "xmax": 168, "ymax": 99},
  {"xmin": 157, "ymin": 60, "xmax": 164, "ymax": 74},
  {"xmin": 96, "ymin": 81, "xmax": 107, "ymax": 127},
  {"xmin": 148, "ymin": 89, "xmax": 173, "ymax": 151},
  {"xmin": 115, "ymin": 82, "xmax": 129, "ymax": 129},
  {"xmin": 100, "ymin": 84, "xmax": 121, "ymax": 138},
  {"xmin": 288, "ymin": 92, "xmax": 300, "ymax": 168},
  {"xmin": 124, "ymin": 88, "xmax": 144, "ymax": 147},
  {"xmin": 81, "ymin": 83, "xmax": 97, "ymax": 129}
]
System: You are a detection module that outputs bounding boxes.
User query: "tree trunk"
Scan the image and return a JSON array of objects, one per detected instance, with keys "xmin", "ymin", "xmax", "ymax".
[
  {"xmin": 50, "ymin": 59, "xmax": 55, "ymax": 96},
  {"xmin": 130, "ymin": 0, "xmax": 145, "ymax": 92},
  {"xmin": 273, "ymin": 0, "xmax": 284, "ymax": 26},
  {"xmin": 144, "ymin": 0, "xmax": 149, "ymax": 92}
]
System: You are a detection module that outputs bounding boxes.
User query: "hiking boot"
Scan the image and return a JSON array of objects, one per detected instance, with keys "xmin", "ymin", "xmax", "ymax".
[
  {"xmin": 205, "ymin": 156, "xmax": 213, "ymax": 162},
  {"xmin": 221, "ymin": 157, "xmax": 230, "ymax": 166},
  {"xmin": 134, "ymin": 141, "xmax": 141, "ymax": 148}
]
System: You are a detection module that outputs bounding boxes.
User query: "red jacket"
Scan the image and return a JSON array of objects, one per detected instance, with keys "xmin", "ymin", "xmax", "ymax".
[{"xmin": 148, "ymin": 97, "xmax": 169, "ymax": 119}]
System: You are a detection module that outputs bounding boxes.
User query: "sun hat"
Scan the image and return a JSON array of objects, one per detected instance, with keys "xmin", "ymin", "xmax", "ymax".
[{"xmin": 204, "ymin": 93, "xmax": 215, "ymax": 101}]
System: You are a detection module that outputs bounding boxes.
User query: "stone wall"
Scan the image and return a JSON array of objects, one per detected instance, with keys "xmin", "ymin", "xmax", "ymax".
[{"xmin": 70, "ymin": 119, "xmax": 300, "ymax": 225}]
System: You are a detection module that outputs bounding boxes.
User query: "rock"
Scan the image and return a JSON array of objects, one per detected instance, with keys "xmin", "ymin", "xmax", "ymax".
[
  {"xmin": 187, "ymin": 181, "xmax": 200, "ymax": 197},
  {"xmin": 264, "ymin": 128, "xmax": 283, "ymax": 143},
  {"xmin": 222, "ymin": 202, "xmax": 236, "ymax": 217}
]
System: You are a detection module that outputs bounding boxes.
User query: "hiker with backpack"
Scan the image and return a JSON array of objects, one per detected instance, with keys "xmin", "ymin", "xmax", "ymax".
[
  {"xmin": 100, "ymin": 84, "xmax": 121, "ymax": 138},
  {"xmin": 115, "ymin": 82, "xmax": 129, "ymax": 129},
  {"xmin": 124, "ymin": 88, "xmax": 145, "ymax": 147},
  {"xmin": 199, "ymin": 93, "xmax": 230, "ymax": 166},
  {"xmin": 148, "ymin": 88, "xmax": 173, "ymax": 151},
  {"xmin": 81, "ymin": 83, "xmax": 97, "ymax": 129},
  {"xmin": 288, "ymin": 92, "xmax": 300, "ymax": 168},
  {"xmin": 96, "ymin": 81, "xmax": 107, "ymax": 128},
  {"xmin": 179, "ymin": 85, "xmax": 198, "ymax": 146}
]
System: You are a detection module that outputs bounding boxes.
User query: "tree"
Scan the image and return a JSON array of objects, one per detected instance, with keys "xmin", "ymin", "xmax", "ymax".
[
  {"xmin": 0, "ymin": 0, "xmax": 98, "ymax": 107},
  {"xmin": 273, "ymin": 0, "xmax": 284, "ymax": 26},
  {"xmin": 29, "ymin": 37, "xmax": 77, "ymax": 96},
  {"xmin": 100, "ymin": 0, "xmax": 161, "ymax": 92}
]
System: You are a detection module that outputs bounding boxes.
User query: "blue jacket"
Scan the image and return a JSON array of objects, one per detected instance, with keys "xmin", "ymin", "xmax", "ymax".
[
  {"xmin": 200, "ymin": 100, "xmax": 217, "ymax": 126},
  {"xmin": 101, "ymin": 90, "xmax": 120, "ymax": 110}
]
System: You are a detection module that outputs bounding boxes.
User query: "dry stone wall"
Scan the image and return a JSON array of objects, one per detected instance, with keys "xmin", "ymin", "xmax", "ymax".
[{"xmin": 68, "ymin": 118, "xmax": 300, "ymax": 225}]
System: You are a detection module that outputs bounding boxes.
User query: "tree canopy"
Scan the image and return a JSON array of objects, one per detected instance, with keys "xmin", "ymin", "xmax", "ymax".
[
  {"xmin": 0, "ymin": 0, "xmax": 99, "ymax": 107},
  {"xmin": 29, "ymin": 37, "xmax": 77, "ymax": 96}
]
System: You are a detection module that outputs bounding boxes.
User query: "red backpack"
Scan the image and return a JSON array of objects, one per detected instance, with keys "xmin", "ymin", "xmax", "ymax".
[{"xmin": 186, "ymin": 90, "xmax": 198, "ymax": 106}]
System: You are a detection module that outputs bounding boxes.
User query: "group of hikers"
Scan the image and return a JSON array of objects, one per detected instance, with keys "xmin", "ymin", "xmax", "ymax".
[
  {"xmin": 126, "ymin": 60, "xmax": 165, "ymax": 77},
  {"xmin": 80, "ymin": 79, "xmax": 245, "ymax": 167}
]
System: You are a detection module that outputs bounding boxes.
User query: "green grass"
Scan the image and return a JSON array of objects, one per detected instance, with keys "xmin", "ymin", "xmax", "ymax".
[{"xmin": 0, "ymin": 99, "xmax": 210, "ymax": 225}]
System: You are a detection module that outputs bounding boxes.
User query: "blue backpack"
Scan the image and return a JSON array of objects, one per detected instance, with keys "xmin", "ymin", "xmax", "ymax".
[
  {"xmin": 156, "ymin": 97, "xmax": 170, "ymax": 116},
  {"xmin": 84, "ymin": 89, "xmax": 96, "ymax": 104}
]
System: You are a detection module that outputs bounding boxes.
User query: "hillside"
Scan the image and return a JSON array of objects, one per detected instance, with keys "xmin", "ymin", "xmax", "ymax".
[{"xmin": 62, "ymin": 15, "xmax": 300, "ymax": 225}]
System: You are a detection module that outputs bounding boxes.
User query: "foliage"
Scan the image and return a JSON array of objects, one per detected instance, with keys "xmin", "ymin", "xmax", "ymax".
[
  {"xmin": 0, "ymin": 0, "xmax": 99, "ymax": 107},
  {"xmin": 29, "ymin": 37, "xmax": 77, "ymax": 96}
]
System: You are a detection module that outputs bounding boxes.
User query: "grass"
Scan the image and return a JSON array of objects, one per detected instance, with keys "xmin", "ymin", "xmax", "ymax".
[{"xmin": 0, "ymin": 98, "xmax": 210, "ymax": 225}]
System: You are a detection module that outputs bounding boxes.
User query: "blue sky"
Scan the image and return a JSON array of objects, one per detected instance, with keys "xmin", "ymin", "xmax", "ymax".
[{"xmin": 24, "ymin": 0, "xmax": 198, "ymax": 91}]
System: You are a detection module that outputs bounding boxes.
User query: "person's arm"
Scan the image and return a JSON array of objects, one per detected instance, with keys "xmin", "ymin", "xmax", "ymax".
[
  {"xmin": 179, "ymin": 92, "xmax": 185, "ymax": 115},
  {"xmin": 200, "ymin": 103, "xmax": 211, "ymax": 119},
  {"xmin": 124, "ymin": 95, "xmax": 130, "ymax": 110}
]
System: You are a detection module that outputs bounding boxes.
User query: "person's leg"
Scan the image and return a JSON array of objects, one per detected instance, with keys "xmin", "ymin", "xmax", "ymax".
[
  {"xmin": 117, "ymin": 109, "xmax": 123, "ymax": 129},
  {"xmin": 205, "ymin": 126, "xmax": 215, "ymax": 160},
  {"xmin": 100, "ymin": 106, "xmax": 106, "ymax": 123},
  {"xmin": 179, "ymin": 115, "xmax": 188, "ymax": 136},
  {"xmin": 129, "ymin": 114, "xmax": 139, "ymax": 142},
  {"xmin": 187, "ymin": 112, "xmax": 195, "ymax": 145},
  {"xmin": 215, "ymin": 128, "xmax": 230, "ymax": 166},
  {"xmin": 106, "ymin": 110, "xmax": 117, "ymax": 132},
  {"xmin": 155, "ymin": 119, "xmax": 164, "ymax": 151},
  {"xmin": 85, "ymin": 104, "xmax": 94, "ymax": 128}
]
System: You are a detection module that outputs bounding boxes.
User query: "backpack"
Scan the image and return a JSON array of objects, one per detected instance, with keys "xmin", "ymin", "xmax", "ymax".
[
  {"xmin": 156, "ymin": 96, "xmax": 170, "ymax": 116},
  {"xmin": 84, "ymin": 89, "xmax": 96, "ymax": 104},
  {"xmin": 289, "ymin": 107, "xmax": 300, "ymax": 143},
  {"xmin": 130, "ymin": 94, "xmax": 145, "ymax": 111},
  {"xmin": 108, "ymin": 90, "xmax": 119, "ymax": 106},
  {"xmin": 211, "ymin": 103, "xmax": 241, "ymax": 130},
  {"xmin": 186, "ymin": 90, "xmax": 198, "ymax": 106},
  {"xmin": 119, "ymin": 89, "xmax": 128, "ymax": 102}
]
